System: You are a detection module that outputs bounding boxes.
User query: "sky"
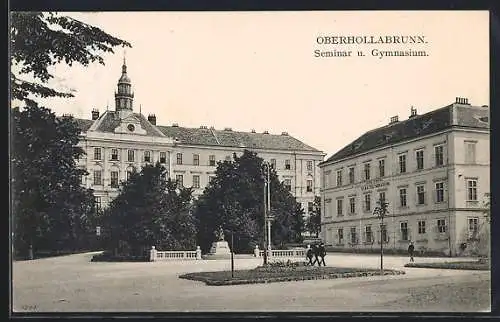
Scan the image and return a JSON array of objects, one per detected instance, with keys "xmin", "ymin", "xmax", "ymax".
[{"xmin": 14, "ymin": 11, "xmax": 489, "ymax": 158}]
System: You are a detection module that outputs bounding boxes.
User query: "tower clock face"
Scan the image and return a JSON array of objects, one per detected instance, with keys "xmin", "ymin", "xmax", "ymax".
[{"xmin": 127, "ymin": 124, "xmax": 135, "ymax": 132}]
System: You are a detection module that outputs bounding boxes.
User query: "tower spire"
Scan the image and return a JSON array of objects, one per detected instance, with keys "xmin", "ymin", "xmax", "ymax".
[{"xmin": 115, "ymin": 52, "xmax": 133, "ymax": 113}]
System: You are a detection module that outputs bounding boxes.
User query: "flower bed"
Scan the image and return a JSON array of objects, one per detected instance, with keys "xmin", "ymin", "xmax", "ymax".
[
  {"xmin": 404, "ymin": 260, "xmax": 489, "ymax": 271},
  {"xmin": 179, "ymin": 265, "xmax": 405, "ymax": 286}
]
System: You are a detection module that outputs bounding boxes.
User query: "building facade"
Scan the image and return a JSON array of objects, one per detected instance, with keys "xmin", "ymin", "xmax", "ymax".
[
  {"xmin": 75, "ymin": 60, "xmax": 325, "ymax": 219},
  {"xmin": 319, "ymin": 99, "xmax": 490, "ymax": 256}
]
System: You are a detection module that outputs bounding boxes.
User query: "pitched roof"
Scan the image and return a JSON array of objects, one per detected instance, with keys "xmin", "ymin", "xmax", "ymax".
[
  {"xmin": 323, "ymin": 103, "xmax": 489, "ymax": 164},
  {"xmin": 75, "ymin": 114, "xmax": 321, "ymax": 153}
]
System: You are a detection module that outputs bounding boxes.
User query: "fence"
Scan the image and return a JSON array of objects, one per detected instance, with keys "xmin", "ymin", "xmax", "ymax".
[
  {"xmin": 149, "ymin": 246, "xmax": 202, "ymax": 262},
  {"xmin": 254, "ymin": 245, "xmax": 307, "ymax": 259}
]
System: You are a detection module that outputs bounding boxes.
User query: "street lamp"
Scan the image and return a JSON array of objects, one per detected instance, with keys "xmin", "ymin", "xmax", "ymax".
[
  {"xmin": 373, "ymin": 197, "xmax": 389, "ymax": 276},
  {"xmin": 262, "ymin": 161, "xmax": 272, "ymax": 265}
]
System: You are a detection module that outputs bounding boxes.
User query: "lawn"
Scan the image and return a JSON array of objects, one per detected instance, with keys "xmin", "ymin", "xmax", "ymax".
[
  {"xmin": 179, "ymin": 265, "xmax": 405, "ymax": 286},
  {"xmin": 404, "ymin": 260, "xmax": 490, "ymax": 271}
]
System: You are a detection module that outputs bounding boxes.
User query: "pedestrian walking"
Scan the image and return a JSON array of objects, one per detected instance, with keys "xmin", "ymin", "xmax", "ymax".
[
  {"xmin": 306, "ymin": 245, "xmax": 314, "ymax": 266},
  {"xmin": 408, "ymin": 241, "xmax": 415, "ymax": 262},
  {"xmin": 318, "ymin": 242, "xmax": 326, "ymax": 266},
  {"xmin": 311, "ymin": 244, "xmax": 320, "ymax": 266}
]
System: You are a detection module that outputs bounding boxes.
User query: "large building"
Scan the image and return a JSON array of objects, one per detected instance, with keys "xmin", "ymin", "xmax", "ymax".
[
  {"xmin": 318, "ymin": 98, "xmax": 490, "ymax": 256},
  {"xmin": 74, "ymin": 60, "xmax": 325, "ymax": 218}
]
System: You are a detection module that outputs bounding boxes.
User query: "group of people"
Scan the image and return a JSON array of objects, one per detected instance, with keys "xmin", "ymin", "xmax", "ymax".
[{"xmin": 306, "ymin": 242, "xmax": 327, "ymax": 266}]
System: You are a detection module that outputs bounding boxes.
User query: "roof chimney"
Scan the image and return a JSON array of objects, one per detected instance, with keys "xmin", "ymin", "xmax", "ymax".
[
  {"xmin": 91, "ymin": 109, "xmax": 100, "ymax": 120},
  {"xmin": 172, "ymin": 123, "xmax": 179, "ymax": 127},
  {"xmin": 147, "ymin": 114, "xmax": 156, "ymax": 125},
  {"xmin": 409, "ymin": 106, "xmax": 418, "ymax": 119},
  {"xmin": 224, "ymin": 127, "xmax": 232, "ymax": 131},
  {"xmin": 251, "ymin": 129, "xmax": 256, "ymax": 133},
  {"xmin": 281, "ymin": 131, "xmax": 288, "ymax": 136},
  {"xmin": 263, "ymin": 130, "xmax": 269, "ymax": 134},
  {"xmin": 455, "ymin": 97, "xmax": 470, "ymax": 105},
  {"xmin": 389, "ymin": 115, "xmax": 399, "ymax": 124}
]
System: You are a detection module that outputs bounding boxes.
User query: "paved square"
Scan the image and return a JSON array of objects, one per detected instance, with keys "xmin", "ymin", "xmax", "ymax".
[{"xmin": 12, "ymin": 252, "xmax": 490, "ymax": 312}]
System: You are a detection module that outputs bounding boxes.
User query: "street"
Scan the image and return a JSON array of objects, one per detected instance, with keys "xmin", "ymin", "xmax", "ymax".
[{"xmin": 12, "ymin": 252, "xmax": 490, "ymax": 312}]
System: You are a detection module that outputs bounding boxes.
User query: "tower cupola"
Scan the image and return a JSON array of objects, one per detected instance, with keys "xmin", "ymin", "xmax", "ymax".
[{"xmin": 115, "ymin": 56, "xmax": 134, "ymax": 112}]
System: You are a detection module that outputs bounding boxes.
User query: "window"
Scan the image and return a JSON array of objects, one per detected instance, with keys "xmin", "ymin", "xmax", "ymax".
[
  {"xmin": 416, "ymin": 150, "xmax": 424, "ymax": 170},
  {"xmin": 284, "ymin": 179, "xmax": 292, "ymax": 191},
  {"xmin": 308, "ymin": 202, "xmax": 314, "ymax": 213},
  {"xmin": 192, "ymin": 175, "xmax": 200, "ymax": 188},
  {"xmin": 467, "ymin": 179, "xmax": 478, "ymax": 201},
  {"xmin": 209, "ymin": 155, "xmax": 216, "ymax": 166},
  {"xmin": 348, "ymin": 167, "xmax": 355, "ymax": 184},
  {"xmin": 399, "ymin": 188, "xmax": 407, "ymax": 207},
  {"xmin": 144, "ymin": 151, "xmax": 151, "ymax": 162},
  {"xmin": 175, "ymin": 174, "xmax": 184, "ymax": 187},
  {"xmin": 400, "ymin": 222, "xmax": 409, "ymax": 241},
  {"xmin": 350, "ymin": 227, "xmax": 357, "ymax": 244},
  {"xmin": 93, "ymin": 170, "xmax": 102, "ymax": 185},
  {"xmin": 364, "ymin": 163, "xmax": 371, "ymax": 181},
  {"xmin": 435, "ymin": 145, "xmax": 444, "ymax": 166},
  {"xmin": 468, "ymin": 217, "xmax": 479, "ymax": 238},
  {"xmin": 337, "ymin": 199, "xmax": 343, "ymax": 216},
  {"xmin": 94, "ymin": 147, "xmax": 101, "ymax": 160},
  {"xmin": 337, "ymin": 228, "xmax": 344, "ymax": 244},
  {"xmin": 307, "ymin": 160, "xmax": 313, "ymax": 171},
  {"xmin": 285, "ymin": 159, "xmax": 291, "ymax": 170},
  {"xmin": 365, "ymin": 226, "xmax": 373, "ymax": 243},
  {"xmin": 127, "ymin": 150, "xmax": 135, "ymax": 162},
  {"xmin": 334, "ymin": 170, "xmax": 341, "ymax": 187},
  {"xmin": 435, "ymin": 182, "xmax": 444, "ymax": 203},
  {"xmin": 465, "ymin": 142, "xmax": 476, "ymax": 163},
  {"xmin": 437, "ymin": 219, "xmax": 447, "ymax": 233},
  {"xmin": 94, "ymin": 196, "xmax": 101, "ymax": 211},
  {"xmin": 378, "ymin": 159, "xmax": 385, "ymax": 177},
  {"xmin": 176, "ymin": 153, "xmax": 183, "ymax": 165},
  {"xmin": 418, "ymin": 220, "xmax": 426, "ymax": 234},
  {"xmin": 380, "ymin": 225, "xmax": 388, "ymax": 243},
  {"xmin": 111, "ymin": 148, "xmax": 119, "ymax": 161},
  {"xmin": 270, "ymin": 159, "xmax": 276, "ymax": 169},
  {"xmin": 399, "ymin": 154, "xmax": 407, "ymax": 173},
  {"xmin": 349, "ymin": 197, "xmax": 355, "ymax": 214},
  {"xmin": 159, "ymin": 152, "xmax": 166, "ymax": 164},
  {"xmin": 110, "ymin": 171, "xmax": 119, "ymax": 187},
  {"xmin": 193, "ymin": 154, "xmax": 199, "ymax": 166},
  {"xmin": 307, "ymin": 180, "xmax": 313, "ymax": 192},
  {"xmin": 208, "ymin": 176, "xmax": 215, "ymax": 183},
  {"xmin": 417, "ymin": 185, "xmax": 426, "ymax": 205},
  {"xmin": 379, "ymin": 191, "xmax": 386, "ymax": 204},
  {"xmin": 364, "ymin": 194, "xmax": 371, "ymax": 212}
]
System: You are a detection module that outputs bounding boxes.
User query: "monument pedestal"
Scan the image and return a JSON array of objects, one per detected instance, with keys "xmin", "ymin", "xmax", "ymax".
[{"xmin": 202, "ymin": 240, "xmax": 232, "ymax": 260}]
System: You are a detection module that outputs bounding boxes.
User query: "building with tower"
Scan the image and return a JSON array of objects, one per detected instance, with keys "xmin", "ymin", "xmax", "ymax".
[
  {"xmin": 318, "ymin": 99, "xmax": 490, "ymax": 256},
  {"xmin": 74, "ymin": 59, "xmax": 325, "ymax": 221}
]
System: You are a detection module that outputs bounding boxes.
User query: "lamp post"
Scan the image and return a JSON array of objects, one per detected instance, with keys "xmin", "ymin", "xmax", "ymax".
[
  {"xmin": 373, "ymin": 197, "xmax": 389, "ymax": 276},
  {"xmin": 262, "ymin": 162, "xmax": 272, "ymax": 265}
]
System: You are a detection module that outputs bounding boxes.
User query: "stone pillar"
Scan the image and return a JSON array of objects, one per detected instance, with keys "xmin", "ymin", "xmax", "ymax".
[
  {"xmin": 196, "ymin": 246, "xmax": 202, "ymax": 260},
  {"xmin": 254, "ymin": 245, "xmax": 260, "ymax": 257},
  {"xmin": 149, "ymin": 246, "xmax": 157, "ymax": 262}
]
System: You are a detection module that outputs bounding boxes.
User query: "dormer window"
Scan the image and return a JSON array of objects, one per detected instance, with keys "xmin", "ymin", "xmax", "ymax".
[{"xmin": 127, "ymin": 124, "xmax": 135, "ymax": 132}]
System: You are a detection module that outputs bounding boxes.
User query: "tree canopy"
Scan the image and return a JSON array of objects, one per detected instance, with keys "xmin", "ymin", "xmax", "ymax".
[
  {"xmin": 10, "ymin": 12, "xmax": 131, "ymax": 106},
  {"xmin": 194, "ymin": 150, "xmax": 304, "ymax": 253},
  {"xmin": 11, "ymin": 105, "xmax": 97, "ymax": 257},
  {"xmin": 102, "ymin": 163, "xmax": 197, "ymax": 256},
  {"xmin": 306, "ymin": 196, "xmax": 321, "ymax": 237}
]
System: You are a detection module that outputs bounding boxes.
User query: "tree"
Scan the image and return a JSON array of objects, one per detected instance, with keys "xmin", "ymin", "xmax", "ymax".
[
  {"xmin": 193, "ymin": 150, "xmax": 304, "ymax": 253},
  {"xmin": 102, "ymin": 163, "xmax": 197, "ymax": 256},
  {"xmin": 11, "ymin": 105, "xmax": 97, "ymax": 258},
  {"xmin": 10, "ymin": 12, "xmax": 131, "ymax": 106},
  {"xmin": 306, "ymin": 196, "xmax": 321, "ymax": 237}
]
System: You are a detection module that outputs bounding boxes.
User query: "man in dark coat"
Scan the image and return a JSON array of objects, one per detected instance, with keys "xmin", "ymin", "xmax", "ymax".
[
  {"xmin": 408, "ymin": 241, "xmax": 415, "ymax": 262},
  {"xmin": 318, "ymin": 242, "xmax": 326, "ymax": 266},
  {"xmin": 310, "ymin": 244, "xmax": 320, "ymax": 266},
  {"xmin": 306, "ymin": 245, "xmax": 314, "ymax": 266}
]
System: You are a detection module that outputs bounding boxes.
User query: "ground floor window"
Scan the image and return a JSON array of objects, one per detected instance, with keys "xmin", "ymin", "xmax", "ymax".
[
  {"xmin": 365, "ymin": 225, "xmax": 373, "ymax": 243},
  {"xmin": 400, "ymin": 222, "xmax": 409, "ymax": 241},
  {"xmin": 437, "ymin": 219, "xmax": 447, "ymax": 233},
  {"xmin": 418, "ymin": 220, "xmax": 426, "ymax": 234},
  {"xmin": 350, "ymin": 227, "xmax": 357, "ymax": 244},
  {"xmin": 337, "ymin": 228, "xmax": 344, "ymax": 244}
]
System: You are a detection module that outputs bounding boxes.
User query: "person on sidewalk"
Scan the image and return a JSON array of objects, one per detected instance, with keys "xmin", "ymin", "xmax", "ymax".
[
  {"xmin": 306, "ymin": 245, "xmax": 314, "ymax": 266},
  {"xmin": 311, "ymin": 244, "xmax": 320, "ymax": 266},
  {"xmin": 318, "ymin": 242, "xmax": 327, "ymax": 266},
  {"xmin": 408, "ymin": 241, "xmax": 415, "ymax": 263}
]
